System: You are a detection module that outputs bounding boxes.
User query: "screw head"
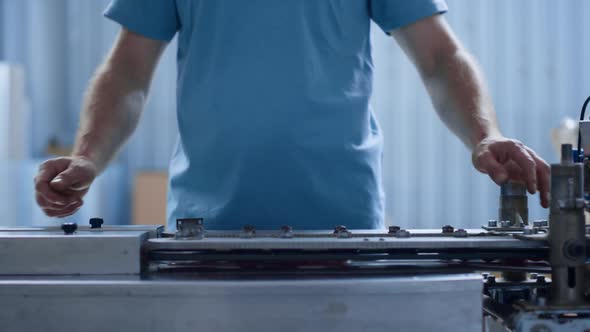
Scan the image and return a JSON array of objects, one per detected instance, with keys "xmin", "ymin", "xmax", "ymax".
[
  {"xmin": 487, "ymin": 220, "xmax": 498, "ymax": 227},
  {"xmin": 487, "ymin": 275, "xmax": 496, "ymax": 283},
  {"xmin": 388, "ymin": 226, "xmax": 401, "ymax": 234},
  {"xmin": 523, "ymin": 226, "xmax": 537, "ymax": 235},
  {"xmin": 442, "ymin": 225, "xmax": 454, "ymax": 233},
  {"xmin": 89, "ymin": 218, "xmax": 104, "ymax": 229},
  {"xmin": 240, "ymin": 224, "xmax": 256, "ymax": 238},
  {"xmin": 395, "ymin": 229, "xmax": 411, "ymax": 238},
  {"xmin": 61, "ymin": 222, "xmax": 78, "ymax": 235},
  {"xmin": 529, "ymin": 273, "xmax": 538, "ymax": 280},
  {"xmin": 453, "ymin": 229, "xmax": 468, "ymax": 238},
  {"xmin": 334, "ymin": 225, "xmax": 352, "ymax": 238},
  {"xmin": 536, "ymin": 275, "xmax": 546, "ymax": 283},
  {"xmin": 279, "ymin": 225, "xmax": 294, "ymax": 238},
  {"xmin": 334, "ymin": 225, "xmax": 348, "ymax": 233}
]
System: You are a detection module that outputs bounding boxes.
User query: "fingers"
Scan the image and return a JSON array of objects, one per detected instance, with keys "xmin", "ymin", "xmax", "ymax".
[
  {"xmin": 34, "ymin": 157, "xmax": 96, "ymax": 217},
  {"xmin": 502, "ymin": 142, "xmax": 538, "ymax": 194},
  {"xmin": 526, "ymin": 147, "xmax": 551, "ymax": 208},
  {"xmin": 34, "ymin": 158, "xmax": 76, "ymax": 206},
  {"xmin": 503, "ymin": 160, "xmax": 524, "ymax": 182},
  {"xmin": 475, "ymin": 138, "xmax": 551, "ymax": 209},
  {"xmin": 49, "ymin": 159, "xmax": 96, "ymax": 193},
  {"xmin": 44, "ymin": 200, "xmax": 84, "ymax": 218},
  {"xmin": 474, "ymin": 151, "xmax": 509, "ymax": 185},
  {"xmin": 36, "ymin": 193, "xmax": 82, "ymax": 211}
]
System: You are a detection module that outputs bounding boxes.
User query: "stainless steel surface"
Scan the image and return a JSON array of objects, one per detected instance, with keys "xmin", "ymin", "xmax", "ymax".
[
  {"xmin": 548, "ymin": 145, "xmax": 587, "ymax": 306},
  {"xmin": 0, "ymin": 229, "xmax": 150, "ymax": 275},
  {"xmin": 0, "ymin": 274, "xmax": 483, "ymax": 332},
  {"xmin": 0, "ymin": 224, "xmax": 164, "ymax": 238},
  {"xmin": 146, "ymin": 229, "xmax": 545, "ymax": 251}
]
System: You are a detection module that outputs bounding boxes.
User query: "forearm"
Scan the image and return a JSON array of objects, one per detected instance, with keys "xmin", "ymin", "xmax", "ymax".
[
  {"xmin": 72, "ymin": 64, "xmax": 146, "ymax": 173},
  {"xmin": 421, "ymin": 49, "xmax": 501, "ymax": 149}
]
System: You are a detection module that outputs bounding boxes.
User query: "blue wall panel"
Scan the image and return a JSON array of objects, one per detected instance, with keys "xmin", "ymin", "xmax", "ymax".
[{"xmin": 371, "ymin": 0, "xmax": 590, "ymax": 227}]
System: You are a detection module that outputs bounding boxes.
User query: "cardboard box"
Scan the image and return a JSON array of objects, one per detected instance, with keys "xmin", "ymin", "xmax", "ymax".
[{"xmin": 132, "ymin": 172, "xmax": 168, "ymax": 226}]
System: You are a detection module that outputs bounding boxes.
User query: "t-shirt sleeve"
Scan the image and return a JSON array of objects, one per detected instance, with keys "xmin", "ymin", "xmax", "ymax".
[
  {"xmin": 370, "ymin": 0, "xmax": 448, "ymax": 34},
  {"xmin": 104, "ymin": 0, "xmax": 179, "ymax": 41}
]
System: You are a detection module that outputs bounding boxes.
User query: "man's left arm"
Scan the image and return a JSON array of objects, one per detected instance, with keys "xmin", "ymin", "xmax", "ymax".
[{"xmin": 391, "ymin": 14, "xmax": 550, "ymax": 208}]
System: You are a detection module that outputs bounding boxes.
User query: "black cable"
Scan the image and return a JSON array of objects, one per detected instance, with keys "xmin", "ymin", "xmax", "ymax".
[{"xmin": 577, "ymin": 95, "xmax": 590, "ymax": 158}]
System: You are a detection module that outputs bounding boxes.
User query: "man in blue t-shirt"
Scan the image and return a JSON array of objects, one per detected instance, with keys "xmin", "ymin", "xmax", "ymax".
[{"xmin": 34, "ymin": 1, "xmax": 550, "ymax": 230}]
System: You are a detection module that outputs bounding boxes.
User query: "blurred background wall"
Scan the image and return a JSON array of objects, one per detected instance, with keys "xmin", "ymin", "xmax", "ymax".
[{"xmin": 0, "ymin": 0, "xmax": 589, "ymax": 228}]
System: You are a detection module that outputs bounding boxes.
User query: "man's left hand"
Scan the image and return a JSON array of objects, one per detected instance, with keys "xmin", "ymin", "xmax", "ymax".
[{"xmin": 472, "ymin": 136, "xmax": 550, "ymax": 208}]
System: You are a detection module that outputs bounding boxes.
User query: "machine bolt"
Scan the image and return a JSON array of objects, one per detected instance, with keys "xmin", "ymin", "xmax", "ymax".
[
  {"xmin": 487, "ymin": 275, "xmax": 496, "ymax": 284},
  {"xmin": 522, "ymin": 226, "xmax": 537, "ymax": 235},
  {"xmin": 453, "ymin": 229, "xmax": 468, "ymax": 238},
  {"xmin": 487, "ymin": 220, "xmax": 498, "ymax": 228},
  {"xmin": 442, "ymin": 225, "xmax": 454, "ymax": 233},
  {"xmin": 89, "ymin": 218, "xmax": 104, "ymax": 229},
  {"xmin": 241, "ymin": 224, "xmax": 256, "ymax": 238},
  {"xmin": 500, "ymin": 220, "xmax": 512, "ymax": 228},
  {"xmin": 395, "ymin": 229, "xmax": 411, "ymax": 238},
  {"xmin": 388, "ymin": 226, "xmax": 401, "ymax": 234},
  {"xmin": 533, "ymin": 220, "xmax": 548, "ymax": 228},
  {"xmin": 334, "ymin": 225, "xmax": 352, "ymax": 239},
  {"xmin": 61, "ymin": 222, "xmax": 78, "ymax": 235},
  {"xmin": 536, "ymin": 275, "xmax": 546, "ymax": 283},
  {"xmin": 334, "ymin": 225, "xmax": 347, "ymax": 233},
  {"xmin": 279, "ymin": 225, "xmax": 294, "ymax": 238},
  {"xmin": 564, "ymin": 241, "xmax": 585, "ymax": 259}
]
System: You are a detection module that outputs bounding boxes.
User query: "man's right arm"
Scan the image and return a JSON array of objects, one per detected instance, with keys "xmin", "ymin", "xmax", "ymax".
[{"xmin": 34, "ymin": 28, "xmax": 167, "ymax": 217}]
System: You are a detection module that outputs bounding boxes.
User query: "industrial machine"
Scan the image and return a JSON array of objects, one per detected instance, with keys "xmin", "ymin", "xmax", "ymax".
[
  {"xmin": 0, "ymin": 158, "xmax": 588, "ymax": 332},
  {"xmin": 2, "ymin": 99, "xmax": 590, "ymax": 331}
]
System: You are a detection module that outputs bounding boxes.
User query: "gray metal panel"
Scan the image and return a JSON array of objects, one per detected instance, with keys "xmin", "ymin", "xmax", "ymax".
[
  {"xmin": 0, "ymin": 224, "xmax": 164, "ymax": 238},
  {"xmin": 0, "ymin": 230, "xmax": 148, "ymax": 275},
  {"xmin": 147, "ymin": 233, "xmax": 545, "ymax": 251},
  {"xmin": 0, "ymin": 274, "xmax": 483, "ymax": 332}
]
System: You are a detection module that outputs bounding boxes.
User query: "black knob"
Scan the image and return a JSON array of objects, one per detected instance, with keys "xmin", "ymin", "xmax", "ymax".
[
  {"xmin": 89, "ymin": 218, "xmax": 104, "ymax": 229},
  {"xmin": 388, "ymin": 226, "xmax": 401, "ymax": 234},
  {"xmin": 564, "ymin": 240, "xmax": 585, "ymax": 259},
  {"xmin": 61, "ymin": 222, "xmax": 78, "ymax": 235},
  {"xmin": 442, "ymin": 225, "xmax": 454, "ymax": 234}
]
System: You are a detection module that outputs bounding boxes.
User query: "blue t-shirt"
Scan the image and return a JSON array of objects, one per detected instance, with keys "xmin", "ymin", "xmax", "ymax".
[{"xmin": 104, "ymin": 0, "xmax": 447, "ymax": 230}]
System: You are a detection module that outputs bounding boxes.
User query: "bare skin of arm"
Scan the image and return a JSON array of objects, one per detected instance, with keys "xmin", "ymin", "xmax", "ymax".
[
  {"xmin": 34, "ymin": 29, "xmax": 167, "ymax": 217},
  {"xmin": 391, "ymin": 15, "xmax": 550, "ymax": 207}
]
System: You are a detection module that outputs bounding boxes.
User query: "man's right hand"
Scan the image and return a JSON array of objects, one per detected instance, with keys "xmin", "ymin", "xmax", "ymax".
[{"xmin": 34, "ymin": 156, "xmax": 97, "ymax": 217}]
